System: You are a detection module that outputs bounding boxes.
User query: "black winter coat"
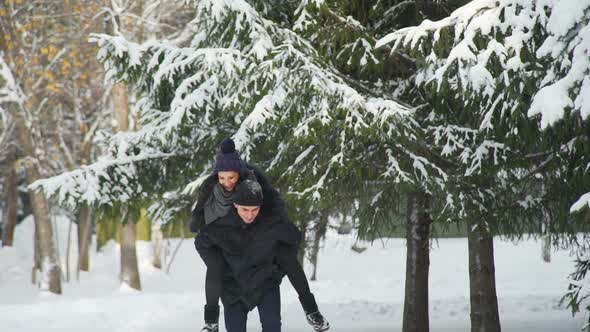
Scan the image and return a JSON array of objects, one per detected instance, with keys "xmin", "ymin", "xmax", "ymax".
[
  {"xmin": 195, "ymin": 208, "xmax": 301, "ymax": 310},
  {"xmin": 189, "ymin": 163, "xmax": 287, "ymax": 233}
]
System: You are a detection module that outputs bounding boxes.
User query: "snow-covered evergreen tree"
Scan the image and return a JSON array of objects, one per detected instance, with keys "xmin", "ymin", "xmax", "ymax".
[
  {"xmin": 378, "ymin": 0, "xmax": 590, "ymax": 324},
  {"xmin": 33, "ymin": 0, "xmax": 430, "ymax": 231}
]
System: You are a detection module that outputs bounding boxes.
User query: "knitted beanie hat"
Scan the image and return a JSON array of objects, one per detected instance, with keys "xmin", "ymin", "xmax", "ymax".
[
  {"xmin": 232, "ymin": 180, "xmax": 264, "ymax": 206},
  {"xmin": 214, "ymin": 138, "xmax": 245, "ymax": 173}
]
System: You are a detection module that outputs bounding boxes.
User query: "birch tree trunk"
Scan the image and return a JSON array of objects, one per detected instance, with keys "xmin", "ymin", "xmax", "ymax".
[
  {"xmin": 14, "ymin": 110, "xmax": 62, "ymax": 294},
  {"xmin": 402, "ymin": 191, "xmax": 431, "ymax": 332},
  {"xmin": 2, "ymin": 155, "xmax": 18, "ymax": 247},
  {"xmin": 152, "ymin": 221, "xmax": 164, "ymax": 269},
  {"xmin": 467, "ymin": 222, "xmax": 501, "ymax": 332}
]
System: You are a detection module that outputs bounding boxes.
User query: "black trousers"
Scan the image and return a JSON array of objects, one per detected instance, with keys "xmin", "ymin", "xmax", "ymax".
[
  {"xmin": 224, "ymin": 285, "xmax": 281, "ymax": 332},
  {"xmin": 198, "ymin": 244, "xmax": 313, "ymax": 310}
]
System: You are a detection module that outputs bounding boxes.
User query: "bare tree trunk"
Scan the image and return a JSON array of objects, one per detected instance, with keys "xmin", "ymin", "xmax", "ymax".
[
  {"xmin": 297, "ymin": 217, "xmax": 310, "ymax": 267},
  {"xmin": 25, "ymin": 165, "xmax": 62, "ymax": 294},
  {"xmin": 77, "ymin": 204, "xmax": 92, "ymax": 273},
  {"xmin": 113, "ymin": 81, "xmax": 141, "ymax": 290},
  {"xmin": 467, "ymin": 222, "xmax": 501, "ymax": 332},
  {"xmin": 310, "ymin": 215, "xmax": 328, "ymax": 281},
  {"xmin": 541, "ymin": 235, "xmax": 551, "ymax": 263},
  {"xmin": 13, "ymin": 106, "xmax": 62, "ymax": 294},
  {"xmin": 541, "ymin": 211, "xmax": 551, "ymax": 263},
  {"xmin": 152, "ymin": 221, "xmax": 163, "ymax": 269},
  {"xmin": 32, "ymin": 227, "xmax": 40, "ymax": 284},
  {"xmin": 402, "ymin": 191, "xmax": 431, "ymax": 332},
  {"xmin": 2, "ymin": 156, "xmax": 18, "ymax": 247},
  {"xmin": 65, "ymin": 218, "xmax": 73, "ymax": 282},
  {"xmin": 166, "ymin": 221, "xmax": 185, "ymax": 274},
  {"xmin": 120, "ymin": 216, "xmax": 141, "ymax": 290}
]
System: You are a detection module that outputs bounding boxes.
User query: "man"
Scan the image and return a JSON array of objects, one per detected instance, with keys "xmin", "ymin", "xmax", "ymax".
[
  {"xmin": 191, "ymin": 139, "xmax": 329, "ymax": 332},
  {"xmin": 195, "ymin": 179, "xmax": 330, "ymax": 332}
]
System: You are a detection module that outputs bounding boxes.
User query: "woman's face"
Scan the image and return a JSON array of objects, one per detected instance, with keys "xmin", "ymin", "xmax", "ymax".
[{"xmin": 218, "ymin": 171, "xmax": 239, "ymax": 192}]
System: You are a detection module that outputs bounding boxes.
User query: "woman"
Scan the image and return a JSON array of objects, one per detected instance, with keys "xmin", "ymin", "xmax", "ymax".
[{"xmin": 190, "ymin": 139, "xmax": 329, "ymax": 332}]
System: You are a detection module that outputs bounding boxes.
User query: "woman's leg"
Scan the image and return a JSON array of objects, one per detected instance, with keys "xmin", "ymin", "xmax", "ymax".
[
  {"xmin": 275, "ymin": 245, "xmax": 330, "ymax": 331},
  {"xmin": 257, "ymin": 285, "xmax": 282, "ymax": 332},
  {"xmin": 196, "ymin": 241, "xmax": 225, "ymax": 325},
  {"xmin": 275, "ymin": 244, "xmax": 318, "ymax": 313},
  {"xmin": 224, "ymin": 301, "xmax": 248, "ymax": 332},
  {"xmin": 205, "ymin": 249, "xmax": 224, "ymax": 307}
]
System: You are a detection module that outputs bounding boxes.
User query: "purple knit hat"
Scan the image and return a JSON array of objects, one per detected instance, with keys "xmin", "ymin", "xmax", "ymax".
[{"xmin": 214, "ymin": 138, "xmax": 245, "ymax": 173}]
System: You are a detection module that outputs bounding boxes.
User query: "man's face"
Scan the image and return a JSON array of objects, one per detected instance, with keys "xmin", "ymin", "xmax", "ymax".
[
  {"xmin": 234, "ymin": 203, "xmax": 261, "ymax": 224},
  {"xmin": 218, "ymin": 171, "xmax": 239, "ymax": 192}
]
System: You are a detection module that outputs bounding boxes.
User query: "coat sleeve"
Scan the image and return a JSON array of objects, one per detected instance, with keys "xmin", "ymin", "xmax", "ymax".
[
  {"xmin": 276, "ymin": 221, "xmax": 302, "ymax": 245},
  {"xmin": 189, "ymin": 175, "xmax": 216, "ymax": 233}
]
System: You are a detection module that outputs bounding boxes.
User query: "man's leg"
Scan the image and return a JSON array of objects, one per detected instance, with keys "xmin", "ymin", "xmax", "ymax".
[
  {"xmin": 257, "ymin": 285, "xmax": 282, "ymax": 332},
  {"xmin": 223, "ymin": 302, "xmax": 247, "ymax": 332}
]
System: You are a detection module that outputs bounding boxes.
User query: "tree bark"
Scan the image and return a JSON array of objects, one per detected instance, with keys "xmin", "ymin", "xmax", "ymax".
[
  {"xmin": 2, "ymin": 156, "xmax": 18, "ymax": 247},
  {"xmin": 25, "ymin": 162, "xmax": 62, "ymax": 294},
  {"xmin": 152, "ymin": 221, "xmax": 163, "ymax": 269},
  {"xmin": 402, "ymin": 191, "xmax": 431, "ymax": 332},
  {"xmin": 77, "ymin": 204, "xmax": 92, "ymax": 274},
  {"xmin": 541, "ymin": 235, "xmax": 551, "ymax": 263},
  {"xmin": 467, "ymin": 222, "xmax": 501, "ymax": 332},
  {"xmin": 32, "ymin": 226, "xmax": 40, "ymax": 285},
  {"xmin": 113, "ymin": 81, "xmax": 141, "ymax": 290},
  {"xmin": 120, "ymin": 215, "xmax": 141, "ymax": 290},
  {"xmin": 76, "ymin": 130, "xmax": 94, "ymax": 273},
  {"xmin": 297, "ymin": 217, "xmax": 309, "ymax": 267},
  {"xmin": 310, "ymin": 214, "xmax": 328, "ymax": 281},
  {"xmin": 541, "ymin": 211, "xmax": 551, "ymax": 263},
  {"xmin": 13, "ymin": 105, "xmax": 62, "ymax": 294},
  {"xmin": 65, "ymin": 218, "xmax": 73, "ymax": 282}
]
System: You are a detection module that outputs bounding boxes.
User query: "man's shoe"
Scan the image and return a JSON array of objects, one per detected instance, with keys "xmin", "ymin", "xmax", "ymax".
[
  {"xmin": 200, "ymin": 323, "xmax": 219, "ymax": 332},
  {"xmin": 306, "ymin": 311, "xmax": 330, "ymax": 331}
]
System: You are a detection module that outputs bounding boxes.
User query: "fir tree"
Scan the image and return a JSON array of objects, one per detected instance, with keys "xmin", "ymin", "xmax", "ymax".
[{"xmin": 378, "ymin": 0, "xmax": 590, "ymax": 327}]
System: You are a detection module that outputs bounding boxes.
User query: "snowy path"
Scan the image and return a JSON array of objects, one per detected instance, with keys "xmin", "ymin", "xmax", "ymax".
[
  {"xmin": 0, "ymin": 295, "xmax": 579, "ymax": 331},
  {"xmin": 0, "ymin": 217, "xmax": 584, "ymax": 331},
  {"xmin": 0, "ymin": 294, "xmax": 580, "ymax": 331}
]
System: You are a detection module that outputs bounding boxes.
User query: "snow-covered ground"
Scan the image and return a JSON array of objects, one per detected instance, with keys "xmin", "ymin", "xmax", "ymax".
[{"xmin": 0, "ymin": 216, "xmax": 584, "ymax": 331}]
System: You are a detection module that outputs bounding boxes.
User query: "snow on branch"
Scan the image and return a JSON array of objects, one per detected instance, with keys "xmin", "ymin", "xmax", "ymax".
[
  {"xmin": 378, "ymin": 0, "xmax": 590, "ymax": 128},
  {"xmin": 571, "ymin": 192, "xmax": 590, "ymax": 214},
  {"xmin": 0, "ymin": 55, "xmax": 25, "ymax": 107},
  {"xmin": 529, "ymin": 3, "xmax": 590, "ymax": 127},
  {"xmin": 184, "ymin": 0, "xmax": 274, "ymax": 59},
  {"xmin": 31, "ymin": 150, "xmax": 174, "ymax": 210}
]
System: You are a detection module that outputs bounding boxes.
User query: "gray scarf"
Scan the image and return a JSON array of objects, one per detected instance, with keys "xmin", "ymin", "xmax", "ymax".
[{"xmin": 204, "ymin": 183, "xmax": 234, "ymax": 224}]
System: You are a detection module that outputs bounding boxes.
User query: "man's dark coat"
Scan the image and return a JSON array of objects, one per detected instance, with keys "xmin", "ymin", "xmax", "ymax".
[{"xmin": 195, "ymin": 208, "xmax": 301, "ymax": 310}]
